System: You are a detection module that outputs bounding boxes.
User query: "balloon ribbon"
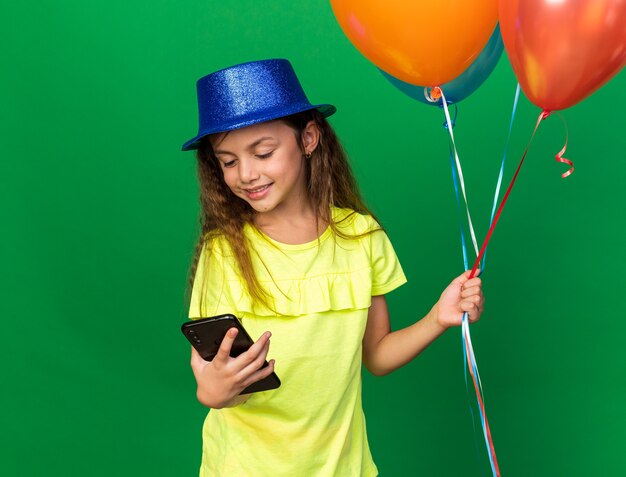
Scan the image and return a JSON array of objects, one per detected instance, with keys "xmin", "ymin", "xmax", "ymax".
[
  {"xmin": 436, "ymin": 82, "xmax": 573, "ymax": 476},
  {"xmin": 437, "ymin": 87, "xmax": 501, "ymax": 477}
]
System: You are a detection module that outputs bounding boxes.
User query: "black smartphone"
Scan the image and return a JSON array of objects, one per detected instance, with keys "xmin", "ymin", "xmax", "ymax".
[{"xmin": 181, "ymin": 314, "xmax": 281, "ymax": 394}]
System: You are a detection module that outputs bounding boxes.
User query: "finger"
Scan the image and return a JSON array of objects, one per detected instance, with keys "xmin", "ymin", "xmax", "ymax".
[
  {"xmin": 460, "ymin": 300, "xmax": 479, "ymax": 315},
  {"xmin": 190, "ymin": 346, "xmax": 209, "ymax": 379},
  {"xmin": 461, "ymin": 286, "xmax": 483, "ymax": 299},
  {"xmin": 240, "ymin": 337, "xmax": 271, "ymax": 376},
  {"xmin": 244, "ymin": 331, "xmax": 272, "ymax": 359},
  {"xmin": 190, "ymin": 346, "xmax": 205, "ymax": 369},
  {"xmin": 214, "ymin": 327, "xmax": 238, "ymax": 363},
  {"xmin": 461, "ymin": 301, "xmax": 482, "ymax": 322},
  {"xmin": 236, "ymin": 332, "xmax": 271, "ymax": 371},
  {"xmin": 241, "ymin": 359, "xmax": 276, "ymax": 389},
  {"xmin": 461, "ymin": 294, "xmax": 482, "ymax": 306},
  {"xmin": 462, "ymin": 277, "xmax": 482, "ymax": 290}
]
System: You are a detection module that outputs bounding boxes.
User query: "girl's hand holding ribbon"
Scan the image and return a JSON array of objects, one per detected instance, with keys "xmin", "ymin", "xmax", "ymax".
[{"xmin": 434, "ymin": 270, "xmax": 484, "ymax": 328}]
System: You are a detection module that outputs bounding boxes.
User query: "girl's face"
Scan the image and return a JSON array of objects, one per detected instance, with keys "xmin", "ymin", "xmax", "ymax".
[{"xmin": 211, "ymin": 120, "xmax": 318, "ymax": 217}]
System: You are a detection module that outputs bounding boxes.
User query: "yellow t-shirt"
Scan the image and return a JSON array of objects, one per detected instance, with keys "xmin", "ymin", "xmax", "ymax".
[{"xmin": 188, "ymin": 208, "xmax": 407, "ymax": 476}]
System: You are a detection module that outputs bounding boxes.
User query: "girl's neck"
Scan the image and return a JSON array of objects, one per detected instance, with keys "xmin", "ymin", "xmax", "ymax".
[{"xmin": 253, "ymin": 202, "xmax": 328, "ymax": 245}]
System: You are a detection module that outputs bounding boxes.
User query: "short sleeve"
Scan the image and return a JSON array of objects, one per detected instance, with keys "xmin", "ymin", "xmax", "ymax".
[
  {"xmin": 369, "ymin": 228, "xmax": 407, "ymax": 296},
  {"xmin": 188, "ymin": 240, "xmax": 233, "ymax": 318}
]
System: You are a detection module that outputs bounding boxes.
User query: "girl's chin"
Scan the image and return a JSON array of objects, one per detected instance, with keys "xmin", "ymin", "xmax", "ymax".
[
  {"xmin": 251, "ymin": 204, "xmax": 275, "ymax": 213},
  {"xmin": 243, "ymin": 198, "xmax": 274, "ymax": 213}
]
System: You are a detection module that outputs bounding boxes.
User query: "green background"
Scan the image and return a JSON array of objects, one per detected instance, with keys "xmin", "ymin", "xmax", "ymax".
[{"xmin": 2, "ymin": 1, "xmax": 625, "ymax": 475}]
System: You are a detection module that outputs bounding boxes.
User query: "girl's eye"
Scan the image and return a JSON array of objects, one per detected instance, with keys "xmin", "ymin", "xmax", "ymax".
[
  {"xmin": 222, "ymin": 160, "xmax": 237, "ymax": 168},
  {"xmin": 256, "ymin": 151, "xmax": 274, "ymax": 159}
]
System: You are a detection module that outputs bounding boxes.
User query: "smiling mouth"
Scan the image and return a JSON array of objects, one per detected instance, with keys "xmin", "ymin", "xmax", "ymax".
[
  {"xmin": 244, "ymin": 184, "xmax": 272, "ymax": 193},
  {"xmin": 242, "ymin": 183, "xmax": 273, "ymax": 199}
]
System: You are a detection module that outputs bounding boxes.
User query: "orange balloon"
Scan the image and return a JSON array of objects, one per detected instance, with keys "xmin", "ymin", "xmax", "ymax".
[
  {"xmin": 330, "ymin": 0, "xmax": 499, "ymax": 86},
  {"xmin": 499, "ymin": 0, "xmax": 626, "ymax": 111}
]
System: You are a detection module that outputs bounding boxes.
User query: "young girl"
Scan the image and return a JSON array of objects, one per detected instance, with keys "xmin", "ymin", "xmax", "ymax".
[{"xmin": 183, "ymin": 59, "xmax": 484, "ymax": 476}]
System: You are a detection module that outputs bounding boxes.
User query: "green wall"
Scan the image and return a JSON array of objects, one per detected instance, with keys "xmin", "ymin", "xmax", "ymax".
[{"xmin": 2, "ymin": 1, "xmax": 625, "ymax": 475}]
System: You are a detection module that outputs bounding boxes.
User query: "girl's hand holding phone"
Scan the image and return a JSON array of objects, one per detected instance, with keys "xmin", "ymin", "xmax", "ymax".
[
  {"xmin": 435, "ymin": 270, "xmax": 484, "ymax": 328},
  {"xmin": 190, "ymin": 328, "xmax": 276, "ymax": 409}
]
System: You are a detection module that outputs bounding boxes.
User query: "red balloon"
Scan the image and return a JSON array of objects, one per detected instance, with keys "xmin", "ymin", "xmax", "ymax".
[{"xmin": 499, "ymin": 0, "xmax": 626, "ymax": 111}]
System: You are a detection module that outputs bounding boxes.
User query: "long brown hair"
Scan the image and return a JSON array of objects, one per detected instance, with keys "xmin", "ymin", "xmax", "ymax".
[{"xmin": 188, "ymin": 109, "xmax": 380, "ymax": 310}]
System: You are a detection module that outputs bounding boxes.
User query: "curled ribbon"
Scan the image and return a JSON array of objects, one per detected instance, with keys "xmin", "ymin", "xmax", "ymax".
[
  {"xmin": 553, "ymin": 113, "xmax": 574, "ymax": 178},
  {"xmin": 534, "ymin": 110, "xmax": 574, "ymax": 179},
  {"xmin": 556, "ymin": 144, "xmax": 574, "ymax": 178}
]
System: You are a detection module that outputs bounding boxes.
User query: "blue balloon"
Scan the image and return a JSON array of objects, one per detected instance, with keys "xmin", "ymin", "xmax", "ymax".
[{"xmin": 381, "ymin": 25, "xmax": 503, "ymax": 106}]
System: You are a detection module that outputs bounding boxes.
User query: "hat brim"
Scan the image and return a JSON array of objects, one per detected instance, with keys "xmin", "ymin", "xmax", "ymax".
[{"xmin": 181, "ymin": 103, "xmax": 336, "ymax": 151}]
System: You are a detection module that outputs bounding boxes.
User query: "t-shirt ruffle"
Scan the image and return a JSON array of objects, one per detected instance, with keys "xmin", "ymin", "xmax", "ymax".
[{"xmin": 223, "ymin": 266, "xmax": 373, "ymax": 318}]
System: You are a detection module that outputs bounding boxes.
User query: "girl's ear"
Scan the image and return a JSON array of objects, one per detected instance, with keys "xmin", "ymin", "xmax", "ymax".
[{"xmin": 301, "ymin": 120, "xmax": 320, "ymax": 156}]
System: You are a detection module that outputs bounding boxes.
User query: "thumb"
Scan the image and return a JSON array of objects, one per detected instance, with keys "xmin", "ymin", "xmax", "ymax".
[
  {"xmin": 459, "ymin": 268, "xmax": 481, "ymax": 284},
  {"xmin": 190, "ymin": 346, "xmax": 206, "ymax": 371},
  {"xmin": 454, "ymin": 270, "xmax": 471, "ymax": 286}
]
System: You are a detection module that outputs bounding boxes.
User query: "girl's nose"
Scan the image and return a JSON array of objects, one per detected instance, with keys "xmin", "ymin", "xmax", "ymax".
[{"xmin": 238, "ymin": 157, "xmax": 260, "ymax": 183}]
